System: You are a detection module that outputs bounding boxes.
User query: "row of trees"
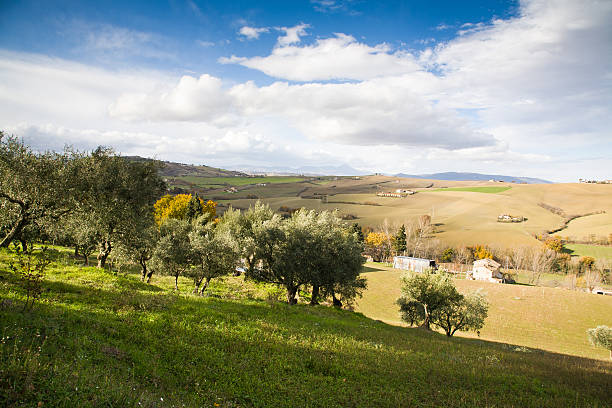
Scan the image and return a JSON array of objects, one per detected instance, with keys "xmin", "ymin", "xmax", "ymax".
[
  {"xmin": 0, "ymin": 133, "xmax": 166, "ymax": 269},
  {"xmin": 148, "ymin": 201, "xmax": 366, "ymax": 305},
  {"xmin": 0, "ymin": 134, "xmax": 366, "ymax": 306}
]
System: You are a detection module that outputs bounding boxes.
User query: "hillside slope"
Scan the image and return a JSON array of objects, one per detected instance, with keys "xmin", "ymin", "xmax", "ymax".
[{"xmin": 1, "ymin": 249, "xmax": 610, "ymax": 407}]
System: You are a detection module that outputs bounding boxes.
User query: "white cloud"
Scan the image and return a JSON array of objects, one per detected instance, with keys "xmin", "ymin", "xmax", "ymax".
[
  {"xmin": 196, "ymin": 40, "xmax": 215, "ymax": 47},
  {"xmin": 2, "ymin": 0, "xmax": 611, "ymax": 181},
  {"xmin": 75, "ymin": 23, "xmax": 173, "ymax": 60},
  {"xmin": 224, "ymin": 33, "xmax": 422, "ymax": 81},
  {"xmin": 109, "ymin": 74, "xmax": 236, "ymax": 125},
  {"xmin": 311, "ymin": 0, "xmax": 359, "ymax": 15},
  {"xmin": 276, "ymin": 23, "xmax": 310, "ymax": 46},
  {"xmin": 238, "ymin": 26, "xmax": 270, "ymax": 40},
  {"xmin": 228, "ymin": 78, "xmax": 494, "ymax": 149}
]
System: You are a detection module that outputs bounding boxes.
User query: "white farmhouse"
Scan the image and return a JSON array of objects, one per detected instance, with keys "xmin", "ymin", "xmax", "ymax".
[{"xmin": 470, "ymin": 258, "xmax": 504, "ymax": 283}]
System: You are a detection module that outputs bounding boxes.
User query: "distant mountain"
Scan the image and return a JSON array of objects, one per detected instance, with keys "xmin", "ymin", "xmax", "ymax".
[
  {"xmin": 394, "ymin": 172, "xmax": 552, "ymax": 184},
  {"xmin": 230, "ymin": 164, "xmax": 366, "ymax": 176}
]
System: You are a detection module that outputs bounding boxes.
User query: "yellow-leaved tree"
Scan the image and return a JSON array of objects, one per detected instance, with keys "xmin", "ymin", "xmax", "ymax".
[
  {"xmin": 154, "ymin": 194, "xmax": 216, "ymax": 225},
  {"xmin": 365, "ymin": 232, "xmax": 391, "ymax": 262}
]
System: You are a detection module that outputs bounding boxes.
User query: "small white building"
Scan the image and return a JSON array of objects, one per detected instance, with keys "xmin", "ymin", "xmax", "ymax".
[
  {"xmin": 393, "ymin": 256, "xmax": 437, "ymax": 273},
  {"xmin": 470, "ymin": 258, "xmax": 504, "ymax": 283}
]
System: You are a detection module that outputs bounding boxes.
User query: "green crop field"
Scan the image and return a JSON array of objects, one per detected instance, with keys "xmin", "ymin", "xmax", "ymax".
[
  {"xmin": 355, "ymin": 263, "xmax": 612, "ymax": 360},
  {"xmin": 565, "ymin": 244, "xmax": 612, "ymax": 261},
  {"xmin": 178, "ymin": 175, "xmax": 306, "ymax": 188},
  {"xmin": 1, "ymin": 248, "xmax": 610, "ymax": 407},
  {"xmin": 431, "ymin": 186, "xmax": 512, "ymax": 193}
]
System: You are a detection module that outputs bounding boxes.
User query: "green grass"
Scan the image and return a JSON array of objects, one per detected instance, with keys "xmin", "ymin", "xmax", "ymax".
[
  {"xmin": 1, "ymin": 249, "xmax": 611, "ymax": 407},
  {"xmin": 565, "ymin": 244, "xmax": 612, "ymax": 261},
  {"xmin": 431, "ymin": 186, "xmax": 512, "ymax": 194},
  {"xmin": 178, "ymin": 176, "xmax": 306, "ymax": 188}
]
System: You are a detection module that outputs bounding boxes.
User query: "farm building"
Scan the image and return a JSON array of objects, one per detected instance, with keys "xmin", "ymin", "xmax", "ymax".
[
  {"xmin": 469, "ymin": 258, "xmax": 504, "ymax": 283},
  {"xmin": 393, "ymin": 256, "xmax": 437, "ymax": 272},
  {"xmin": 497, "ymin": 214, "xmax": 524, "ymax": 222}
]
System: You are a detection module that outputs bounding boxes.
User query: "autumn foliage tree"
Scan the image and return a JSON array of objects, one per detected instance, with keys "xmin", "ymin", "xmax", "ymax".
[
  {"xmin": 154, "ymin": 194, "xmax": 216, "ymax": 225},
  {"xmin": 365, "ymin": 232, "xmax": 391, "ymax": 262}
]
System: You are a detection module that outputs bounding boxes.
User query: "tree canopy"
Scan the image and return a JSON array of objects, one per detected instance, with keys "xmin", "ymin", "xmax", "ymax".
[{"xmin": 397, "ymin": 269, "xmax": 488, "ymax": 336}]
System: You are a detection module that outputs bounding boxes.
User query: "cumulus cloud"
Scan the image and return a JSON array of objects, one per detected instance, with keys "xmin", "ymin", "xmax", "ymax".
[
  {"xmin": 2, "ymin": 0, "xmax": 611, "ymax": 181},
  {"xmin": 228, "ymin": 79, "xmax": 494, "ymax": 149},
  {"xmin": 224, "ymin": 33, "xmax": 422, "ymax": 81},
  {"xmin": 238, "ymin": 26, "xmax": 270, "ymax": 40},
  {"xmin": 109, "ymin": 74, "xmax": 236, "ymax": 125},
  {"xmin": 276, "ymin": 23, "xmax": 310, "ymax": 46}
]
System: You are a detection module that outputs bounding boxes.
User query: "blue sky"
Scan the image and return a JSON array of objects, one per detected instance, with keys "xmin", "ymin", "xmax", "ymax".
[{"xmin": 0, "ymin": 0, "xmax": 610, "ymax": 181}]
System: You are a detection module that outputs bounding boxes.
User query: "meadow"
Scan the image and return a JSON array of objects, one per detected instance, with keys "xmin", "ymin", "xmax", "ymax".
[
  {"xmin": 355, "ymin": 263, "xmax": 612, "ymax": 360},
  {"xmin": 1, "ymin": 248, "xmax": 610, "ymax": 407},
  {"xmin": 565, "ymin": 244, "xmax": 612, "ymax": 261}
]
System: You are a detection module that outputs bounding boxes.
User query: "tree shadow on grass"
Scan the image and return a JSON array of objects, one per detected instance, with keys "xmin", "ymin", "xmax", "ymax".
[{"xmin": 4, "ymin": 292, "xmax": 612, "ymax": 407}]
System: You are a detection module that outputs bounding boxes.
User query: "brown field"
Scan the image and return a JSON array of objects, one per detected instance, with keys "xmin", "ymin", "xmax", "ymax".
[
  {"xmin": 355, "ymin": 263, "xmax": 612, "ymax": 360},
  {"xmin": 216, "ymin": 177, "xmax": 612, "ymax": 249}
]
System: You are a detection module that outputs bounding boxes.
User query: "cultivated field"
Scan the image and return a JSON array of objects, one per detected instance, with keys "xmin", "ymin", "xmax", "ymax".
[
  {"xmin": 355, "ymin": 263, "xmax": 612, "ymax": 360},
  {"xmin": 553, "ymin": 213, "xmax": 612, "ymax": 241},
  {"xmin": 216, "ymin": 178, "xmax": 612, "ymax": 250}
]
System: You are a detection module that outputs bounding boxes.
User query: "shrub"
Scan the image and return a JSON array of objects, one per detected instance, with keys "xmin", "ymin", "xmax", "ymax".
[
  {"xmin": 9, "ymin": 245, "xmax": 54, "ymax": 311},
  {"xmin": 587, "ymin": 325, "xmax": 612, "ymax": 359}
]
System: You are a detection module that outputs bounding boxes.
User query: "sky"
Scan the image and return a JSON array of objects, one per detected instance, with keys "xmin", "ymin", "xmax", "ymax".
[{"xmin": 0, "ymin": 0, "xmax": 610, "ymax": 181}]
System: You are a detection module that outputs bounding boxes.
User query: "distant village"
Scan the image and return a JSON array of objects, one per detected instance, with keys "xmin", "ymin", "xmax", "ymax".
[{"xmin": 578, "ymin": 178, "xmax": 612, "ymax": 184}]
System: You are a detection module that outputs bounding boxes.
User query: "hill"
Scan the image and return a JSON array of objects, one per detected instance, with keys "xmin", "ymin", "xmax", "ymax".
[
  {"xmin": 395, "ymin": 172, "xmax": 552, "ymax": 184},
  {"xmin": 356, "ymin": 262, "xmax": 612, "ymax": 360},
  {"xmin": 219, "ymin": 182, "xmax": 612, "ymax": 250},
  {"xmin": 124, "ymin": 156, "xmax": 246, "ymax": 178},
  {"xmin": 1, "ymin": 248, "xmax": 610, "ymax": 407}
]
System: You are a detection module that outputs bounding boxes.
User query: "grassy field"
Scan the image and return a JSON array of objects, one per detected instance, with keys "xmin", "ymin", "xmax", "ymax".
[
  {"xmin": 1, "ymin": 248, "xmax": 611, "ymax": 407},
  {"xmin": 178, "ymin": 176, "xmax": 306, "ymax": 188},
  {"xmin": 431, "ymin": 186, "xmax": 512, "ymax": 193},
  {"xmin": 565, "ymin": 244, "xmax": 612, "ymax": 261},
  {"xmin": 355, "ymin": 263, "xmax": 612, "ymax": 361}
]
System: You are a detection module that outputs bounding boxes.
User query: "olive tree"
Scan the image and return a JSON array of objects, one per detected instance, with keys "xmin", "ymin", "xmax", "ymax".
[
  {"xmin": 309, "ymin": 210, "xmax": 366, "ymax": 307},
  {"xmin": 0, "ymin": 133, "xmax": 84, "ymax": 249},
  {"xmin": 81, "ymin": 148, "xmax": 166, "ymax": 268},
  {"xmin": 397, "ymin": 269, "xmax": 463, "ymax": 330},
  {"xmin": 188, "ymin": 217, "xmax": 240, "ymax": 294},
  {"xmin": 249, "ymin": 211, "xmax": 311, "ymax": 304},
  {"xmin": 433, "ymin": 291, "xmax": 488, "ymax": 337},
  {"xmin": 151, "ymin": 219, "xmax": 192, "ymax": 290},
  {"xmin": 219, "ymin": 202, "xmax": 275, "ymax": 276},
  {"xmin": 114, "ymin": 216, "xmax": 159, "ymax": 282},
  {"xmin": 397, "ymin": 270, "xmax": 488, "ymax": 335}
]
